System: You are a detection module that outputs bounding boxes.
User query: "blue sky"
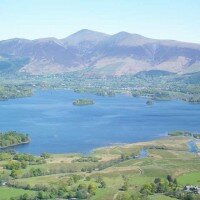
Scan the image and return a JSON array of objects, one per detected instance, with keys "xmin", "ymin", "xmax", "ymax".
[{"xmin": 0, "ymin": 0, "xmax": 199, "ymax": 43}]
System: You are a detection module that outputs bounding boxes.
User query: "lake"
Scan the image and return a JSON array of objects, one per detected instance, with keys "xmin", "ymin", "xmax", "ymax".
[{"xmin": 0, "ymin": 89, "xmax": 200, "ymax": 154}]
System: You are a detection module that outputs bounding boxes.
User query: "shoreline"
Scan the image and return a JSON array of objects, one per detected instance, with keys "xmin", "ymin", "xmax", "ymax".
[
  {"xmin": 0, "ymin": 133, "xmax": 199, "ymax": 156},
  {"xmin": 47, "ymin": 136, "xmax": 197, "ymax": 156},
  {"xmin": 3, "ymin": 135, "xmax": 198, "ymax": 156},
  {"xmin": 1, "ymin": 87, "xmax": 200, "ymax": 105},
  {"xmin": 0, "ymin": 140, "xmax": 30, "ymax": 150}
]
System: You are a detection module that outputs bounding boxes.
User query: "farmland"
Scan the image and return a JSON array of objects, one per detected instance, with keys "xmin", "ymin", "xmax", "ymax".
[{"xmin": 0, "ymin": 136, "xmax": 199, "ymax": 199}]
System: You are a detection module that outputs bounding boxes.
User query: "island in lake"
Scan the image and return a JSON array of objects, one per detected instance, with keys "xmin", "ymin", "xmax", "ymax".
[
  {"xmin": 73, "ymin": 98, "xmax": 95, "ymax": 106},
  {"xmin": 0, "ymin": 131, "xmax": 30, "ymax": 148}
]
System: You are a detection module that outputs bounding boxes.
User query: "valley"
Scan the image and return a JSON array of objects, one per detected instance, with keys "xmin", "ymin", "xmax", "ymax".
[{"xmin": 1, "ymin": 70, "xmax": 200, "ymax": 103}]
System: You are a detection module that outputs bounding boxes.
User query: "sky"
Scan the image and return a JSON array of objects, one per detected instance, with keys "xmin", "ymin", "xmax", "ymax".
[{"xmin": 0, "ymin": 0, "xmax": 200, "ymax": 43}]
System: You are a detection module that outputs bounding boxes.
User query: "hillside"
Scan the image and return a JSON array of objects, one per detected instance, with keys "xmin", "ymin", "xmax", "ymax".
[
  {"xmin": 0, "ymin": 136, "xmax": 200, "ymax": 200},
  {"xmin": 0, "ymin": 29, "xmax": 200, "ymax": 76}
]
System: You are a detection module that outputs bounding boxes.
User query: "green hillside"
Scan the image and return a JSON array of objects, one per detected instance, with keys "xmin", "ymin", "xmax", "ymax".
[{"xmin": 0, "ymin": 136, "xmax": 199, "ymax": 200}]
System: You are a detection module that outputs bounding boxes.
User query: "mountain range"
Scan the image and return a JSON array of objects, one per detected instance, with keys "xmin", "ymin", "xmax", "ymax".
[{"xmin": 0, "ymin": 29, "xmax": 200, "ymax": 76}]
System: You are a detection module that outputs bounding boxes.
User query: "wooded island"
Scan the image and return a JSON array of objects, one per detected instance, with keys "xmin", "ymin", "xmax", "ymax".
[{"xmin": 0, "ymin": 131, "xmax": 30, "ymax": 148}]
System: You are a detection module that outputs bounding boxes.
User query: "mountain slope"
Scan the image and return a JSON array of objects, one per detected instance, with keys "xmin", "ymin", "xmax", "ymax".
[
  {"xmin": 87, "ymin": 32, "xmax": 200, "ymax": 76},
  {"xmin": 61, "ymin": 29, "xmax": 110, "ymax": 47},
  {"xmin": 0, "ymin": 30, "xmax": 200, "ymax": 75}
]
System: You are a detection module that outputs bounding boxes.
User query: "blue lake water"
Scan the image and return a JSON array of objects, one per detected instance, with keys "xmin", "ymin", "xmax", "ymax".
[
  {"xmin": 188, "ymin": 141, "xmax": 199, "ymax": 153},
  {"xmin": 0, "ymin": 89, "xmax": 200, "ymax": 154}
]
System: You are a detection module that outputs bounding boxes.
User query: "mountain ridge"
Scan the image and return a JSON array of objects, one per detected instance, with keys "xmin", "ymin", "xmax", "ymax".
[{"xmin": 0, "ymin": 29, "xmax": 200, "ymax": 76}]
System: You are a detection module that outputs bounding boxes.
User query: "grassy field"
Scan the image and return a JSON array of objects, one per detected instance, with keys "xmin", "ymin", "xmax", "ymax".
[
  {"xmin": 0, "ymin": 187, "xmax": 35, "ymax": 200},
  {"xmin": 149, "ymin": 194, "xmax": 177, "ymax": 200},
  {"xmin": 177, "ymin": 172, "xmax": 200, "ymax": 186},
  {"xmin": 0, "ymin": 136, "xmax": 200, "ymax": 199}
]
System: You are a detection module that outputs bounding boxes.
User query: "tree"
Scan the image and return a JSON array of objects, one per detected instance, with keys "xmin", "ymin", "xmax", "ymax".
[
  {"xmin": 88, "ymin": 183, "xmax": 97, "ymax": 195},
  {"xmin": 78, "ymin": 183, "xmax": 87, "ymax": 190},
  {"xmin": 100, "ymin": 180, "xmax": 106, "ymax": 188},
  {"xmin": 167, "ymin": 175, "xmax": 173, "ymax": 183},
  {"xmin": 0, "ymin": 170, "xmax": 9, "ymax": 183},
  {"xmin": 173, "ymin": 178, "xmax": 178, "ymax": 187},
  {"xmin": 10, "ymin": 169, "xmax": 22, "ymax": 179},
  {"xmin": 37, "ymin": 191, "xmax": 50, "ymax": 199},
  {"xmin": 117, "ymin": 192, "xmax": 149, "ymax": 200},
  {"xmin": 19, "ymin": 193, "xmax": 29, "ymax": 200},
  {"xmin": 76, "ymin": 189, "xmax": 89, "ymax": 199},
  {"xmin": 121, "ymin": 180, "xmax": 129, "ymax": 191},
  {"xmin": 21, "ymin": 161, "xmax": 28, "ymax": 169},
  {"xmin": 40, "ymin": 152, "xmax": 50, "ymax": 159},
  {"xmin": 154, "ymin": 177, "xmax": 161, "ymax": 184},
  {"xmin": 140, "ymin": 184, "xmax": 153, "ymax": 195},
  {"xmin": 96, "ymin": 176, "xmax": 103, "ymax": 183},
  {"xmin": 85, "ymin": 176, "xmax": 91, "ymax": 181}
]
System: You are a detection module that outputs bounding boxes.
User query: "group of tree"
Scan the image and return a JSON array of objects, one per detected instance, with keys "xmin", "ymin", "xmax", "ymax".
[
  {"xmin": 74, "ymin": 156, "xmax": 100, "ymax": 163},
  {"xmin": 13, "ymin": 153, "xmax": 46, "ymax": 165},
  {"xmin": 140, "ymin": 175, "xmax": 200, "ymax": 200},
  {"xmin": 0, "ymin": 151, "xmax": 52, "ymax": 179},
  {"xmin": 0, "ymin": 84, "xmax": 32, "ymax": 101},
  {"xmin": 10, "ymin": 175, "xmax": 107, "ymax": 200},
  {"xmin": 140, "ymin": 175, "xmax": 177, "ymax": 195},
  {"xmin": 117, "ymin": 192, "xmax": 149, "ymax": 200},
  {"xmin": 0, "ymin": 131, "xmax": 29, "ymax": 148}
]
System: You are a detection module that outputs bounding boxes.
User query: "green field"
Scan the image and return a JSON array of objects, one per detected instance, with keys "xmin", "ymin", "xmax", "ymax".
[
  {"xmin": 0, "ymin": 187, "xmax": 34, "ymax": 200},
  {"xmin": 178, "ymin": 172, "xmax": 200, "ymax": 185},
  {"xmin": 0, "ymin": 136, "xmax": 200, "ymax": 199},
  {"xmin": 149, "ymin": 194, "xmax": 177, "ymax": 200}
]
